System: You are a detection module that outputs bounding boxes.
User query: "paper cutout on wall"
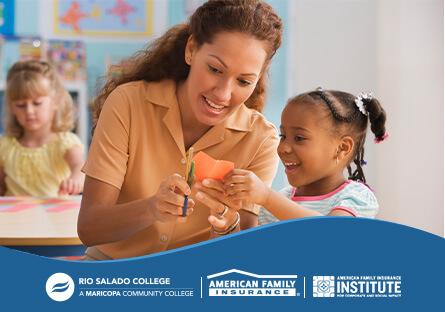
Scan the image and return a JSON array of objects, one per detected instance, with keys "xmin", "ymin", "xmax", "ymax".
[{"xmin": 54, "ymin": 0, "xmax": 153, "ymax": 37}]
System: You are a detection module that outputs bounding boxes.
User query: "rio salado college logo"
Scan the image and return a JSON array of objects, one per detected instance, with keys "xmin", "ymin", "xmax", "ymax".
[{"xmin": 46, "ymin": 273, "xmax": 75, "ymax": 302}]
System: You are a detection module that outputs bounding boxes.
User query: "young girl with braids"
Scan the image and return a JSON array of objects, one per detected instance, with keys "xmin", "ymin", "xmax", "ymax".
[{"xmin": 223, "ymin": 89, "xmax": 388, "ymax": 223}]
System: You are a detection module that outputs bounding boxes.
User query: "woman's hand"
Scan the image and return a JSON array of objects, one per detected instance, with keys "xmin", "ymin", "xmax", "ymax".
[
  {"xmin": 149, "ymin": 173, "xmax": 195, "ymax": 223},
  {"xmin": 195, "ymin": 179, "xmax": 242, "ymax": 234},
  {"xmin": 223, "ymin": 169, "xmax": 270, "ymax": 206},
  {"xmin": 59, "ymin": 172, "xmax": 85, "ymax": 195}
]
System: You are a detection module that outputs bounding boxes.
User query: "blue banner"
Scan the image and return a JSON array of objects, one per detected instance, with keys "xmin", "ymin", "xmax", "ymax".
[
  {"xmin": 0, "ymin": 217, "xmax": 443, "ymax": 311},
  {"xmin": 0, "ymin": 0, "xmax": 14, "ymax": 35}
]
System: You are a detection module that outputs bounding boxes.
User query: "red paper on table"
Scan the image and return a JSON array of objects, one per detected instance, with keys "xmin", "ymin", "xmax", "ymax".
[
  {"xmin": 46, "ymin": 203, "xmax": 80, "ymax": 212},
  {"xmin": 193, "ymin": 151, "xmax": 234, "ymax": 181}
]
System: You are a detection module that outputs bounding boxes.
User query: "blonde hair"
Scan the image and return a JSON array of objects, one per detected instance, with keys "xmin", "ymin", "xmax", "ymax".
[{"xmin": 4, "ymin": 60, "xmax": 75, "ymax": 138}]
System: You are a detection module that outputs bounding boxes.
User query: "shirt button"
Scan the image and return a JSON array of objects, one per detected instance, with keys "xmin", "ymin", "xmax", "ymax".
[
  {"xmin": 180, "ymin": 158, "xmax": 186, "ymax": 165},
  {"xmin": 160, "ymin": 234, "xmax": 168, "ymax": 242}
]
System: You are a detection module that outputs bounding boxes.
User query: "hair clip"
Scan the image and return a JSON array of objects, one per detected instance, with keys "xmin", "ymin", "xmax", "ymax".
[
  {"xmin": 374, "ymin": 132, "xmax": 389, "ymax": 144},
  {"xmin": 316, "ymin": 86, "xmax": 323, "ymax": 92},
  {"xmin": 360, "ymin": 159, "xmax": 367, "ymax": 166},
  {"xmin": 354, "ymin": 92, "xmax": 373, "ymax": 116}
]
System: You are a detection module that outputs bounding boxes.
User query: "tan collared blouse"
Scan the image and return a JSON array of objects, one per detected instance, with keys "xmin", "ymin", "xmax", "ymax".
[{"xmin": 83, "ymin": 80, "xmax": 279, "ymax": 259}]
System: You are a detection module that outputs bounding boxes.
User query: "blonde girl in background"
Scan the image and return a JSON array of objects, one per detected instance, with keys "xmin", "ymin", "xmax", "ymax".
[
  {"xmin": 222, "ymin": 88, "xmax": 388, "ymax": 223},
  {"xmin": 0, "ymin": 60, "xmax": 84, "ymax": 197}
]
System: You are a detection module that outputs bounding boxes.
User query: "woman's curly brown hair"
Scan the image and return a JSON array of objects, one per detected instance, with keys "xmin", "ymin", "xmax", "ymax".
[{"xmin": 92, "ymin": 0, "xmax": 283, "ymax": 130}]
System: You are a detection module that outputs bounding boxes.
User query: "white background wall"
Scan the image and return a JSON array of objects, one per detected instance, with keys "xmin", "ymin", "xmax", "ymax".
[{"xmin": 287, "ymin": 0, "xmax": 443, "ymax": 236}]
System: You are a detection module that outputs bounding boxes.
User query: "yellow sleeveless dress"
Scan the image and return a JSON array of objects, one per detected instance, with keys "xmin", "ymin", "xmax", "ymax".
[{"xmin": 0, "ymin": 132, "xmax": 83, "ymax": 197}]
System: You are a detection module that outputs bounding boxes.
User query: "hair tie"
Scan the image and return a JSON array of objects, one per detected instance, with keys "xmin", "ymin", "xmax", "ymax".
[
  {"xmin": 354, "ymin": 92, "xmax": 373, "ymax": 116},
  {"xmin": 374, "ymin": 132, "xmax": 389, "ymax": 144},
  {"xmin": 360, "ymin": 160, "xmax": 367, "ymax": 166}
]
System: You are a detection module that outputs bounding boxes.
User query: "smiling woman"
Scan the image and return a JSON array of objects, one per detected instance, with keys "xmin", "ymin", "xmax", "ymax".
[
  {"xmin": 178, "ymin": 31, "xmax": 268, "ymax": 132},
  {"xmin": 78, "ymin": 0, "xmax": 283, "ymax": 260}
]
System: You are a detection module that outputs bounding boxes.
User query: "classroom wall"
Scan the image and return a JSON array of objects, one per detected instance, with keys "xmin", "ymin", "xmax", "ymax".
[{"xmin": 375, "ymin": 0, "xmax": 443, "ymax": 236}]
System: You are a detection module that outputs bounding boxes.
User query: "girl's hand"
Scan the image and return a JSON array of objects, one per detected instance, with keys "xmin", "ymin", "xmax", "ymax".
[
  {"xmin": 223, "ymin": 169, "xmax": 270, "ymax": 206},
  {"xmin": 195, "ymin": 179, "xmax": 242, "ymax": 233},
  {"xmin": 149, "ymin": 174, "xmax": 195, "ymax": 223},
  {"xmin": 59, "ymin": 172, "xmax": 85, "ymax": 195}
]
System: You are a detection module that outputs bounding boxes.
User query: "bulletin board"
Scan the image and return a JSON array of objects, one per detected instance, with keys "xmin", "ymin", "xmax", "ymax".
[{"xmin": 40, "ymin": 0, "xmax": 167, "ymax": 40}]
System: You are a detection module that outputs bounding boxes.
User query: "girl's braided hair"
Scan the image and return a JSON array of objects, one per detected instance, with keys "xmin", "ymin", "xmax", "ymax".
[{"xmin": 289, "ymin": 89, "xmax": 387, "ymax": 183}]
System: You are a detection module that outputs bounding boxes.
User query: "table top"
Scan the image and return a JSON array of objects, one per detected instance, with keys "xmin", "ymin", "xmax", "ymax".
[{"xmin": 0, "ymin": 196, "xmax": 82, "ymax": 246}]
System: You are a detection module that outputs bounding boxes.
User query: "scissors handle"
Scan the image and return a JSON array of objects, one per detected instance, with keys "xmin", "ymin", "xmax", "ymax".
[{"xmin": 182, "ymin": 195, "xmax": 189, "ymax": 217}]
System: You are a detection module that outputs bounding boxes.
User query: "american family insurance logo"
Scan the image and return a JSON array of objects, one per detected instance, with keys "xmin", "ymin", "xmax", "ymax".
[
  {"xmin": 313, "ymin": 275, "xmax": 402, "ymax": 298},
  {"xmin": 46, "ymin": 273, "xmax": 75, "ymax": 302},
  {"xmin": 205, "ymin": 269, "xmax": 301, "ymax": 297}
]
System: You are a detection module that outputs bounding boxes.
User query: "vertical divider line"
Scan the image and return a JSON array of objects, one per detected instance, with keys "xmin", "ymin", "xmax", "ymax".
[{"xmin": 304, "ymin": 277, "xmax": 306, "ymax": 298}]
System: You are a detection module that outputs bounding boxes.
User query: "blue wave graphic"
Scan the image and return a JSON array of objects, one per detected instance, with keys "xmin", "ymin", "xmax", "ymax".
[
  {"xmin": 0, "ymin": 218, "xmax": 443, "ymax": 310},
  {"xmin": 51, "ymin": 281, "xmax": 69, "ymax": 293}
]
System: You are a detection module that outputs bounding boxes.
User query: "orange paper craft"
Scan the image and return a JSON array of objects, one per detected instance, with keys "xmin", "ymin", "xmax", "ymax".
[{"xmin": 193, "ymin": 151, "xmax": 234, "ymax": 181}]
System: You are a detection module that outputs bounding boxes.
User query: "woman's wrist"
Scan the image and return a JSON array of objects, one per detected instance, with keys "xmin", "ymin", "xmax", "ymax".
[
  {"xmin": 146, "ymin": 196, "xmax": 160, "ymax": 223},
  {"xmin": 211, "ymin": 211, "xmax": 241, "ymax": 235}
]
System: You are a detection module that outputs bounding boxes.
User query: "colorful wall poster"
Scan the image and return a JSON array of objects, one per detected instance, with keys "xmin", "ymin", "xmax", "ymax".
[
  {"xmin": 53, "ymin": 0, "xmax": 153, "ymax": 37},
  {"xmin": 19, "ymin": 38, "xmax": 43, "ymax": 61},
  {"xmin": 47, "ymin": 40, "xmax": 86, "ymax": 81}
]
